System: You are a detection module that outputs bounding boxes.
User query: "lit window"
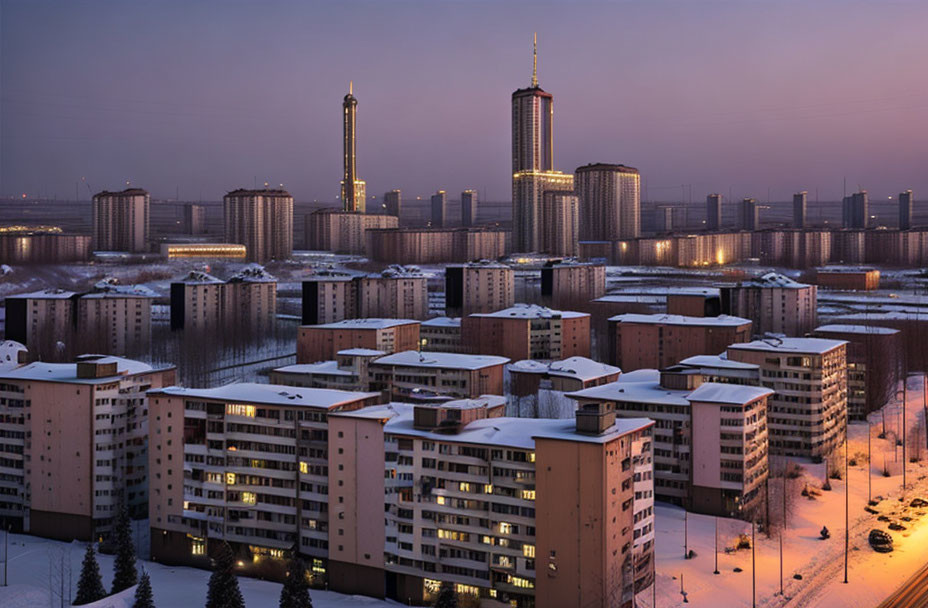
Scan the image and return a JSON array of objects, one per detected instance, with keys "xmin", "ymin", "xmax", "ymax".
[
  {"xmin": 499, "ymin": 522, "xmax": 512, "ymax": 535},
  {"xmin": 521, "ymin": 489, "xmax": 535, "ymax": 501},
  {"xmin": 299, "ymin": 461, "xmax": 309, "ymax": 474},
  {"xmin": 191, "ymin": 537, "xmax": 206, "ymax": 555},
  {"xmin": 459, "ymin": 482, "xmax": 471, "ymax": 492},
  {"xmin": 484, "ymin": 484, "xmax": 493, "ymax": 494},
  {"xmin": 226, "ymin": 404, "xmax": 256, "ymax": 418},
  {"xmin": 242, "ymin": 492, "xmax": 257, "ymax": 505},
  {"xmin": 436, "ymin": 496, "xmax": 445, "ymax": 505},
  {"xmin": 523, "ymin": 544, "xmax": 535, "ymax": 558},
  {"xmin": 529, "ymin": 452, "xmax": 535, "ymax": 463},
  {"xmin": 226, "ymin": 472, "xmax": 236, "ymax": 485}
]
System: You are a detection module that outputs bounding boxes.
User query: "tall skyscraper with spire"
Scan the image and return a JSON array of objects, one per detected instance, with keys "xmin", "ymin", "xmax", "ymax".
[
  {"xmin": 341, "ymin": 81, "xmax": 366, "ymax": 213},
  {"xmin": 511, "ymin": 34, "xmax": 573, "ymax": 253}
]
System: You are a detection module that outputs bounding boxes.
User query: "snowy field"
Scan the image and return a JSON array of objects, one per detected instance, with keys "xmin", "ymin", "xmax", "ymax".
[
  {"xmin": 0, "ymin": 533, "xmax": 398, "ymax": 608},
  {"xmin": 642, "ymin": 378, "xmax": 928, "ymax": 608}
]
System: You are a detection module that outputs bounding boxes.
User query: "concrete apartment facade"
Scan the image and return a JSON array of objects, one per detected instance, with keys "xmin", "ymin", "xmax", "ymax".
[
  {"xmin": 418, "ymin": 317, "xmax": 462, "ymax": 353},
  {"xmin": 607, "ymin": 313, "xmax": 752, "ymax": 371},
  {"xmin": 305, "ymin": 209, "xmax": 399, "ymax": 255},
  {"xmin": 366, "ymin": 227, "xmax": 509, "ymax": 265},
  {"xmin": 462, "ymin": 304, "xmax": 591, "ymax": 362},
  {"xmin": 508, "ymin": 356, "xmax": 620, "ymax": 398},
  {"xmin": 147, "ymin": 384, "xmax": 381, "ymax": 580},
  {"xmin": 540, "ymin": 261, "xmax": 606, "ymax": 311},
  {"xmin": 574, "ymin": 163, "xmax": 641, "ymax": 241},
  {"xmin": 269, "ymin": 349, "xmax": 385, "ymax": 391},
  {"xmin": 301, "ymin": 266, "xmax": 428, "ymax": 325},
  {"xmin": 720, "ymin": 272, "xmax": 818, "ymax": 337},
  {"xmin": 814, "ymin": 267, "xmax": 881, "ymax": 291},
  {"xmin": 368, "ymin": 350, "xmax": 508, "ymax": 402},
  {"xmin": 223, "ymin": 188, "xmax": 294, "ymax": 263},
  {"xmin": 170, "ymin": 267, "xmax": 277, "ymax": 336},
  {"xmin": 445, "ymin": 262, "xmax": 515, "ymax": 317},
  {"xmin": 0, "ymin": 356, "xmax": 174, "ymax": 538},
  {"xmin": 297, "ymin": 319, "xmax": 420, "ymax": 364},
  {"xmin": 92, "ymin": 188, "xmax": 150, "ymax": 253},
  {"xmin": 727, "ymin": 338, "xmax": 847, "ymax": 460}
]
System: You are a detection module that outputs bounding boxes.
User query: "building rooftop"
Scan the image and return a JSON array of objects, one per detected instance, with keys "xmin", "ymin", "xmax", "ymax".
[
  {"xmin": 686, "ymin": 382, "xmax": 774, "ymax": 405},
  {"xmin": 575, "ymin": 163, "xmax": 640, "ymax": 175},
  {"xmin": 6, "ymin": 288, "xmax": 77, "ymax": 300},
  {"xmin": 610, "ymin": 313, "xmax": 751, "ymax": 327},
  {"xmin": 228, "ymin": 264, "xmax": 277, "ymax": 283},
  {"xmin": 93, "ymin": 188, "xmax": 149, "ymax": 197},
  {"xmin": 568, "ymin": 377, "xmax": 691, "ymax": 406},
  {"xmin": 338, "ymin": 348, "xmax": 387, "ymax": 356},
  {"xmin": 85, "ymin": 278, "xmax": 158, "ymax": 298},
  {"xmin": 272, "ymin": 361, "xmax": 356, "ymax": 377},
  {"xmin": 374, "ymin": 264, "xmax": 425, "ymax": 278},
  {"xmin": 149, "ymin": 383, "xmax": 379, "ymax": 409},
  {"xmin": 0, "ymin": 355, "xmax": 158, "ymax": 384},
  {"xmin": 678, "ymin": 354, "xmax": 759, "ymax": 370},
  {"xmin": 815, "ymin": 266, "xmax": 878, "ymax": 274},
  {"xmin": 226, "ymin": 188, "xmax": 292, "ymax": 197},
  {"xmin": 472, "ymin": 303, "xmax": 588, "ymax": 320},
  {"xmin": 449, "ymin": 259, "xmax": 511, "ymax": 270},
  {"xmin": 175, "ymin": 270, "xmax": 224, "ymax": 284},
  {"xmin": 728, "ymin": 337, "xmax": 847, "ymax": 355},
  {"xmin": 510, "ymin": 356, "xmax": 620, "ymax": 382},
  {"xmin": 814, "ymin": 324, "xmax": 899, "ymax": 336},
  {"xmin": 0, "ymin": 341, "xmax": 26, "ymax": 372},
  {"xmin": 737, "ymin": 272, "xmax": 811, "ymax": 289},
  {"xmin": 372, "ymin": 350, "xmax": 509, "ymax": 370},
  {"xmin": 593, "ymin": 295, "xmax": 666, "ymax": 305},
  {"xmin": 308, "ymin": 318, "xmax": 419, "ymax": 330},
  {"xmin": 421, "ymin": 317, "xmax": 461, "ymax": 328}
]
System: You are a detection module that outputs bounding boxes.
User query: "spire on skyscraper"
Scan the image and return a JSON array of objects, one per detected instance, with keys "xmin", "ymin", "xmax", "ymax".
[{"xmin": 532, "ymin": 33, "xmax": 538, "ymax": 88}]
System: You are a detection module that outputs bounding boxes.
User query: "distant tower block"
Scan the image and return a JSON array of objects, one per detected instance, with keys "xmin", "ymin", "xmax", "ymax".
[
  {"xmin": 899, "ymin": 189, "xmax": 914, "ymax": 230},
  {"xmin": 706, "ymin": 193, "xmax": 722, "ymax": 231},
  {"xmin": 793, "ymin": 191, "xmax": 807, "ymax": 229},
  {"xmin": 341, "ymin": 81, "xmax": 366, "ymax": 212},
  {"xmin": 741, "ymin": 198, "xmax": 758, "ymax": 231},
  {"xmin": 461, "ymin": 190, "xmax": 478, "ymax": 226},
  {"xmin": 384, "ymin": 189, "xmax": 402, "ymax": 218},
  {"xmin": 431, "ymin": 190, "xmax": 447, "ymax": 227}
]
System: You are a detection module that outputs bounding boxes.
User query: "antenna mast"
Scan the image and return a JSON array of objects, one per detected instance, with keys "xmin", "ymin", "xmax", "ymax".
[{"xmin": 532, "ymin": 33, "xmax": 538, "ymax": 87}]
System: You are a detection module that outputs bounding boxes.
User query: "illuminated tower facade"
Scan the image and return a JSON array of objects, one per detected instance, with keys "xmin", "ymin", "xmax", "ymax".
[
  {"xmin": 512, "ymin": 34, "xmax": 572, "ymax": 253},
  {"xmin": 341, "ymin": 82, "xmax": 366, "ymax": 213}
]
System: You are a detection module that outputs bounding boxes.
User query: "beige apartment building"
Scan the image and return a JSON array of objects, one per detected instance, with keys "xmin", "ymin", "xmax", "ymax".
[
  {"xmin": 508, "ymin": 356, "xmax": 620, "ymax": 398},
  {"xmin": 305, "ymin": 209, "xmax": 398, "ymax": 255},
  {"xmin": 568, "ymin": 369, "xmax": 772, "ymax": 517},
  {"xmin": 170, "ymin": 266, "xmax": 277, "ymax": 336},
  {"xmin": 92, "ymin": 188, "xmax": 150, "ymax": 253},
  {"xmin": 720, "ymin": 272, "xmax": 818, "ymax": 337},
  {"xmin": 608, "ymin": 313, "xmax": 752, "ymax": 371},
  {"xmin": 269, "ymin": 348, "xmax": 385, "ymax": 391},
  {"xmin": 223, "ymin": 188, "xmax": 294, "ymax": 262},
  {"xmin": 541, "ymin": 191, "xmax": 579, "ymax": 256},
  {"xmin": 727, "ymin": 337, "xmax": 847, "ymax": 459},
  {"xmin": 326, "ymin": 399, "xmax": 654, "ymax": 607},
  {"xmin": 366, "ymin": 227, "xmax": 509, "ymax": 265},
  {"xmin": 368, "ymin": 350, "xmax": 509, "ymax": 402},
  {"xmin": 418, "ymin": 317, "xmax": 462, "ymax": 353},
  {"xmin": 297, "ymin": 319, "xmax": 420, "ymax": 364},
  {"xmin": 301, "ymin": 266, "xmax": 428, "ymax": 325},
  {"xmin": 574, "ymin": 163, "xmax": 641, "ymax": 241},
  {"xmin": 445, "ymin": 261, "xmax": 515, "ymax": 317},
  {"xmin": 147, "ymin": 383, "xmax": 381, "ymax": 579},
  {"xmin": 462, "ymin": 304, "xmax": 591, "ymax": 362},
  {"xmin": 0, "ymin": 356, "xmax": 174, "ymax": 538},
  {"xmin": 540, "ymin": 261, "xmax": 606, "ymax": 311}
]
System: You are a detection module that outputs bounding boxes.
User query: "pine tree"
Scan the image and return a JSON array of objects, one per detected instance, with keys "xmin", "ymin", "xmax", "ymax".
[
  {"xmin": 74, "ymin": 543, "xmax": 107, "ymax": 606},
  {"xmin": 133, "ymin": 571, "xmax": 155, "ymax": 608},
  {"xmin": 279, "ymin": 557, "xmax": 312, "ymax": 608},
  {"xmin": 205, "ymin": 542, "xmax": 245, "ymax": 608},
  {"xmin": 433, "ymin": 581, "xmax": 458, "ymax": 608},
  {"xmin": 112, "ymin": 505, "xmax": 138, "ymax": 593}
]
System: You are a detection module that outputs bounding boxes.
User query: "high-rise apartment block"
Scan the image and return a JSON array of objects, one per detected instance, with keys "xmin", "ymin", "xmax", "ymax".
[
  {"xmin": 720, "ymin": 272, "xmax": 818, "ymax": 337},
  {"xmin": 223, "ymin": 188, "xmax": 294, "ymax": 262},
  {"xmin": 0, "ymin": 356, "xmax": 174, "ymax": 538},
  {"xmin": 727, "ymin": 337, "xmax": 847, "ymax": 459},
  {"xmin": 445, "ymin": 261, "xmax": 515, "ymax": 317},
  {"xmin": 341, "ymin": 82, "xmax": 366, "ymax": 212},
  {"xmin": 147, "ymin": 384, "xmax": 381, "ymax": 577},
  {"xmin": 575, "ymin": 163, "xmax": 641, "ymax": 241},
  {"xmin": 297, "ymin": 319, "xmax": 420, "ymax": 364},
  {"xmin": 461, "ymin": 189, "xmax": 478, "ymax": 226},
  {"xmin": 741, "ymin": 198, "xmax": 758, "ymax": 231},
  {"xmin": 384, "ymin": 189, "xmax": 402, "ymax": 218},
  {"xmin": 92, "ymin": 188, "xmax": 150, "ymax": 253},
  {"xmin": 842, "ymin": 190, "xmax": 869, "ymax": 229},
  {"xmin": 541, "ymin": 191, "xmax": 579, "ymax": 256},
  {"xmin": 607, "ymin": 313, "xmax": 752, "ymax": 371},
  {"xmin": 430, "ymin": 191, "xmax": 447, "ymax": 227},
  {"xmin": 706, "ymin": 194, "xmax": 722, "ymax": 231},
  {"xmin": 899, "ymin": 189, "xmax": 914, "ymax": 230},
  {"xmin": 540, "ymin": 261, "xmax": 606, "ymax": 310},
  {"xmin": 170, "ymin": 267, "xmax": 277, "ymax": 335},
  {"xmin": 184, "ymin": 203, "xmax": 207, "ymax": 234},
  {"xmin": 793, "ymin": 191, "xmax": 807, "ymax": 229},
  {"xmin": 305, "ymin": 209, "xmax": 398, "ymax": 255},
  {"xmin": 301, "ymin": 266, "xmax": 429, "ymax": 325},
  {"xmin": 462, "ymin": 304, "xmax": 590, "ymax": 361}
]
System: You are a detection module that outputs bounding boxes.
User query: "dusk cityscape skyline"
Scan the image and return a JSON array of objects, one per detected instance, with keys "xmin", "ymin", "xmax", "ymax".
[{"xmin": 3, "ymin": 1, "xmax": 928, "ymax": 204}]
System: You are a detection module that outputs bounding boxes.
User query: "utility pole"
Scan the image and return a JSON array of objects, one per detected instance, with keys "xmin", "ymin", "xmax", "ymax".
[
  {"xmin": 868, "ymin": 415, "xmax": 872, "ymax": 504},
  {"xmin": 713, "ymin": 517, "xmax": 719, "ymax": 575},
  {"xmin": 684, "ymin": 511, "xmax": 688, "ymax": 559},
  {"xmin": 844, "ymin": 402, "xmax": 849, "ymax": 585},
  {"xmin": 751, "ymin": 517, "xmax": 756, "ymax": 608},
  {"xmin": 780, "ymin": 472, "xmax": 786, "ymax": 596}
]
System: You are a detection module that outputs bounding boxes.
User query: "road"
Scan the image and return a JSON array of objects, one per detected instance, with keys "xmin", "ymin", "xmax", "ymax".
[{"xmin": 878, "ymin": 561, "xmax": 928, "ymax": 608}]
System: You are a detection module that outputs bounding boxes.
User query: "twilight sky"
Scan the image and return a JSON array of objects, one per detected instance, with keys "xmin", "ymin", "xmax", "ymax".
[{"xmin": 2, "ymin": 0, "xmax": 927, "ymax": 204}]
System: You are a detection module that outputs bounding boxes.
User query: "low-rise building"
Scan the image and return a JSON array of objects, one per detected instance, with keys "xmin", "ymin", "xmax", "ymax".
[
  {"xmin": 418, "ymin": 317, "xmax": 462, "ymax": 353},
  {"xmin": 727, "ymin": 337, "xmax": 847, "ymax": 460},
  {"xmin": 666, "ymin": 287, "xmax": 721, "ymax": 317},
  {"xmin": 147, "ymin": 383, "xmax": 381, "ymax": 578},
  {"xmin": 445, "ymin": 261, "xmax": 515, "ymax": 317},
  {"xmin": 567, "ymin": 369, "xmax": 771, "ymax": 516},
  {"xmin": 814, "ymin": 267, "xmax": 880, "ymax": 291},
  {"xmin": 539, "ymin": 261, "xmax": 605, "ymax": 311},
  {"xmin": 269, "ymin": 348, "xmax": 385, "ymax": 390},
  {"xmin": 607, "ymin": 313, "xmax": 752, "ymax": 371},
  {"xmin": 297, "ymin": 319, "xmax": 420, "ymax": 364},
  {"xmin": 159, "ymin": 243, "xmax": 246, "ymax": 260},
  {"xmin": 368, "ymin": 350, "xmax": 508, "ymax": 402},
  {"xmin": 462, "ymin": 304, "xmax": 591, "ymax": 361},
  {"xmin": 0, "ymin": 355, "xmax": 174, "ymax": 538},
  {"xmin": 508, "ymin": 356, "xmax": 621, "ymax": 398},
  {"xmin": 720, "ymin": 272, "xmax": 818, "ymax": 337}
]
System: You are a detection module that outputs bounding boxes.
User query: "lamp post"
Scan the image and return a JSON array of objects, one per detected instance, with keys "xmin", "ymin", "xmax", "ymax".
[
  {"xmin": 751, "ymin": 515, "xmax": 756, "ymax": 608},
  {"xmin": 844, "ymin": 399, "xmax": 849, "ymax": 585},
  {"xmin": 714, "ymin": 516, "xmax": 720, "ymax": 575}
]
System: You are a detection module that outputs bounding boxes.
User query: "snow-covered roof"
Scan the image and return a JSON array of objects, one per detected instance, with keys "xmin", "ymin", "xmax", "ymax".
[
  {"xmin": 568, "ymin": 379, "xmax": 691, "ymax": 406},
  {"xmin": 686, "ymin": 382, "xmax": 773, "ymax": 405},
  {"xmin": 338, "ymin": 348, "xmax": 387, "ymax": 356},
  {"xmin": 678, "ymin": 354, "xmax": 759, "ymax": 370},
  {"xmin": 309, "ymin": 318, "xmax": 419, "ymax": 330},
  {"xmin": 0, "ymin": 355, "xmax": 156, "ymax": 383},
  {"xmin": 421, "ymin": 317, "xmax": 461, "ymax": 328},
  {"xmin": 374, "ymin": 264, "xmax": 425, "ymax": 278},
  {"xmin": 593, "ymin": 295, "xmax": 665, "ymax": 305},
  {"xmin": 738, "ymin": 272, "xmax": 811, "ymax": 289},
  {"xmin": 471, "ymin": 304, "xmax": 588, "ymax": 320},
  {"xmin": 372, "ymin": 350, "xmax": 509, "ymax": 370},
  {"xmin": 814, "ymin": 324, "xmax": 898, "ymax": 336},
  {"xmin": 150, "ymin": 383, "xmax": 379, "ymax": 408},
  {"xmin": 85, "ymin": 278, "xmax": 157, "ymax": 298},
  {"xmin": 0, "ymin": 340, "xmax": 26, "ymax": 371},
  {"xmin": 176, "ymin": 270, "xmax": 223, "ymax": 284},
  {"xmin": 815, "ymin": 266, "xmax": 878, "ymax": 274},
  {"xmin": 509, "ymin": 356, "xmax": 620, "ymax": 381},
  {"xmin": 610, "ymin": 313, "xmax": 751, "ymax": 327},
  {"xmin": 451, "ymin": 259, "xmax": 510, "ymax": 269},
  {"xmin": 272, "ymin": 361, "xmax": 356, "ymax": 377},
  {"xmin": 227, "ymin": 264, "xmax": 277, "ymax": 283},
  {"xmin": 728, "ymin": 337, "xmax": 847, "ymax": 355},
  {"xmin": 6, "ymin": 288, "xmax": 77, "ymax": 299}
]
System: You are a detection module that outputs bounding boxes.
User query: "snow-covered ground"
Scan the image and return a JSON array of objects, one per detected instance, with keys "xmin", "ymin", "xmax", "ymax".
[
  {"xmin": 641, "ymin": 377, "xmax": 928, "ymax": 608},
  {"xmin": 0, "ymin": 533, "xmax": 398, "ymax": 608}
]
